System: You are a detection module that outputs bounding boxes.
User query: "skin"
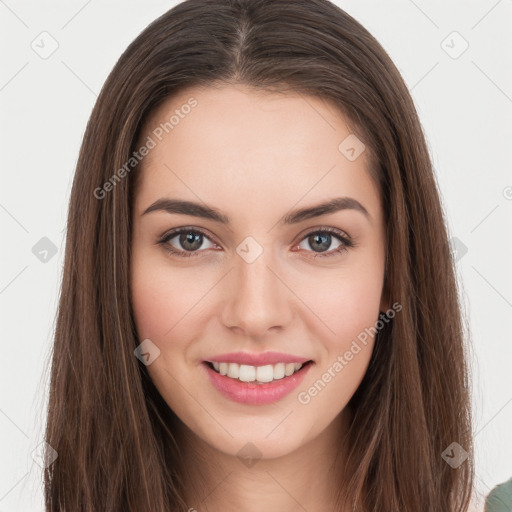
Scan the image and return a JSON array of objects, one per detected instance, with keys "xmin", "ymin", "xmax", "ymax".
[{"xmin": 130, "ymin": 83, "xmax": 389, "ymax": 512}]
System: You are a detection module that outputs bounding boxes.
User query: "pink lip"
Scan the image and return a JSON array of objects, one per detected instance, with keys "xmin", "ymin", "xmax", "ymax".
[
  {"xmin": 201, "ymin": 360, "xmax": 313, "ymax": 405},
  {"xmin": 205, "ymin": 351, "xmax": 312, "ymax": 366}
]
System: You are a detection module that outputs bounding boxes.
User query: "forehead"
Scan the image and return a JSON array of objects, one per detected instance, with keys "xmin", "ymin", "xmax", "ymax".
[{"xmin": 134, "ymin": 84, "xmax": 381, "ymax": 224}]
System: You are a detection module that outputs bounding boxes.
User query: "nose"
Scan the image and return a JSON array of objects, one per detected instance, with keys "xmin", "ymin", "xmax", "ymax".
[{"xmin": 221, "ymin": 246, "xmax": 294, "ymax": 338}]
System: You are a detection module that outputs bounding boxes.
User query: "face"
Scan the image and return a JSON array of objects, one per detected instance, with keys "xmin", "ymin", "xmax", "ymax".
[{"xmin": 130, "ymin": 83, "xmax": 388, "ymax": 460}]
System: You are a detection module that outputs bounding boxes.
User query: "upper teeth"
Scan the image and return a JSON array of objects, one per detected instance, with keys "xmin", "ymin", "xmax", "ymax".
[{"xmin": 211, "ymin": 362, "xmax": 304, "ymax": 382}]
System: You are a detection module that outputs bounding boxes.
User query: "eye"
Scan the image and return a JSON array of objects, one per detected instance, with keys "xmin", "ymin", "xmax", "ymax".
[
  {"xmin": 157, "ymin": 226, "xmax": 355, "ymax": 259},
  {"xmin": 157, "ymin": 227, "xmax": 219, "ymax": 258},
  {"xmin": 294, "ymin": 227, "xmax": 354, "ymax": 258}
]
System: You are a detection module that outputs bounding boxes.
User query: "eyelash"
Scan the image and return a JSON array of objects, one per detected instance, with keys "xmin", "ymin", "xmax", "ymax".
[{"xmin": 156, "ymin": 226, "xmax": 355, "ymax": 259}]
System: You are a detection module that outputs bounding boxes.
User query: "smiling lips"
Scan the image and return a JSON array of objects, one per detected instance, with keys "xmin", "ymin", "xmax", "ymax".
[
  {"xmin": 202, "ymin": 351, "xmax": 314, "ymax": 405},
  {"xmin": 205, "ymin": 350, "xmax": 312, "ymax": 383}
]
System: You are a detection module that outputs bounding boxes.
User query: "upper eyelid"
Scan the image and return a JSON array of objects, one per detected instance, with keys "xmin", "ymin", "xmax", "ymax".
[{"xmin": 159, "ymin": 226, "xmax": 219, "ymax": 245}]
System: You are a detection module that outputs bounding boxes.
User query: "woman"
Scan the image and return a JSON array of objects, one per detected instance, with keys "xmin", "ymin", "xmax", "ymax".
[{"xmin": 44, "ymin": 0, "xmax": 475, "ymax": 510}]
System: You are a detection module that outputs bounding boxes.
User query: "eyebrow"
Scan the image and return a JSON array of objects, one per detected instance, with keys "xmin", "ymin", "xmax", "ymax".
[{"xmin": 141, "ymin": 196, "xmax": 370, "ymax": 224}]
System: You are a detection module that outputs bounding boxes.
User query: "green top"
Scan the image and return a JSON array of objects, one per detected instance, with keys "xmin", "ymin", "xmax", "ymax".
[{"xmin": 485, "ymin": 476, "xmax": 512, "ymax": 512}]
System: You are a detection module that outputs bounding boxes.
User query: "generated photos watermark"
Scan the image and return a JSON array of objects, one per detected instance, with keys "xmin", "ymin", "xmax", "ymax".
[
  {"xmin": 297, "ymin": 301, "xmax": 402, "ymax": 405},
  {"xmin": 93, "ymin": 97, "xmax": 198, "ymax": 200}
]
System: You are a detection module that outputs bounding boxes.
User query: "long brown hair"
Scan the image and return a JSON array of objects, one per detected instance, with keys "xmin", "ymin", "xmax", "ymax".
[{"xmin": 44, "ymin": 0, "xmax": 475, "ymax": 510}]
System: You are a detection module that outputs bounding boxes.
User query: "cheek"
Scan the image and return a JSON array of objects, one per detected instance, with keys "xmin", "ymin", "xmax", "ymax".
[
  {"xmin": 297, "ymin": 260, "xmax": 384, "ymax": 347},
  {"xmin": 295, "ymin": 272, "xmax": 381, "ymax": 415},
  {"xmin": 131, "ymin": 272, "xmax": 172, "ymax": 341},
  {"xmin": 130, "ymin": 255, "xmax": 203, "ymax": 346},
  {"xmin": 326, "ymin": 281, "xmax": 382, "ymax": 345},
  {"xmin": 130, "ymin": 260, "xmax": 208, "ymax": 411}
]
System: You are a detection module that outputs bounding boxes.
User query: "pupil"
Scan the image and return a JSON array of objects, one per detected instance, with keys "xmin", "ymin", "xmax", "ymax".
[
  {"xmin": 310, "ymin": 233, "xmax": 330, "ymax": 252},
  {"xmin": 180, "ymin": 232, "xmax": 202, "ymax": 251}
]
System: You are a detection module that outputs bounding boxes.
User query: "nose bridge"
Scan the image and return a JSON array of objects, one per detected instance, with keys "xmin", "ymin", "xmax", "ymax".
[{"xmin": 222, "ymin": 238, "xmax": 292, "ymax": 335}]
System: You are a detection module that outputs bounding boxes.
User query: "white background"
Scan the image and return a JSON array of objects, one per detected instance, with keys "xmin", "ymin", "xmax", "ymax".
[{"xmin": 1, "ymin": 1, "xmax": 511, "ymax": 510}]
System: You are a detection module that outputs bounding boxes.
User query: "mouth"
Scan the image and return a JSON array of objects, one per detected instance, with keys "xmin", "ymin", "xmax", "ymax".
[
  {"xmin": 203, "ymin": 360, "xmax": 314, "ymax": 384},
  {"xmin": 201, "ymin": 359, "xmax": 314, "ymax": 405}
]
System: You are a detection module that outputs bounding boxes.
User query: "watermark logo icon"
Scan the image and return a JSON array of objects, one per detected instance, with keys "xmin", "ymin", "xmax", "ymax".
[
  {"xmin": 441, "ymin": 442, "xmax": 469, "ymax": 468},
  {"xmin": 134, "ymin": 338, "xmax": 161, "ymax": 365},
  {"xmin": 32, "ymin": 237, "xmax": 58, "ymax": 263},
  {"xmin": 236, "ymin": 442, "xmax": 262, "ymax": 468},
  {"xmin": 449, "ymin": 236, "xmax": 468, "ymax": 262},
  {"xmin": 31, "ymin": 441, "xmax": 58, "ymax": 469},
  {"xmin": 441, "ymin": 31, "xmax": 469, "ymax": 60},
  {"xmin": 31, "ymin": 31, "xmax": 59, "ymax": 59},
  {"xmin": 236, "ymin": 236, "xmax": 264, "ymax": 264},
  {"xmin": 338, "ymin": 134, "xmax": 366, "ymax": 161}
]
